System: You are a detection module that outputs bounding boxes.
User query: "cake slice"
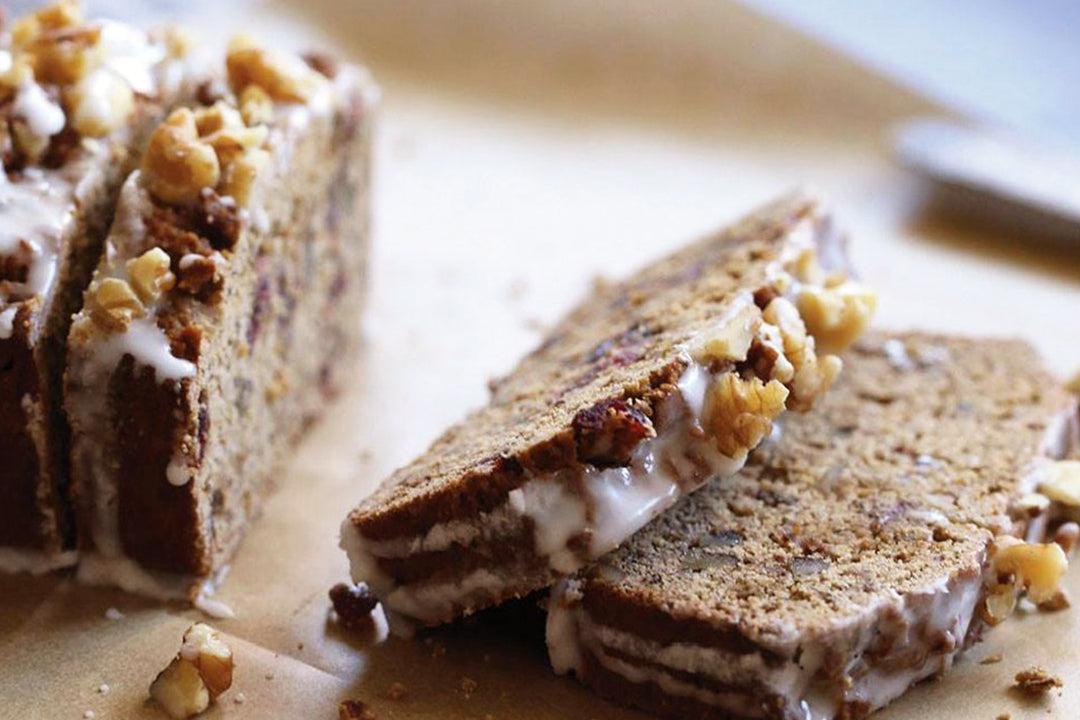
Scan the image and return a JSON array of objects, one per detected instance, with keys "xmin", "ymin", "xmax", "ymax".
[
  {"xmin": 341, "ymin": 193, "xmax": 877, "ymax": 626},
  {"xmin": 0, "ymin": 2, "xmax": 194, "ymax": 574},
  {"xmin": 65, "ymin": 37, "xmax": 377, "ymax": 599},
  {"xmin": 547, "ymin": 332, "xmax": 1080, "ymax": 720}
]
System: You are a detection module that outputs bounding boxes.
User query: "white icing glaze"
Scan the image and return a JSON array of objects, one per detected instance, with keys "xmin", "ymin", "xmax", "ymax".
[
  {"xmin": 167, "ymin": 456, "xmax": 190, "ymax": 487},
  {"xmin": 14, "ymin": 81, "xmax": 65, "ymax": 138},
  {"xmin": 0, "ymin": 547, "xmax": 78, "ymax": 574},
  {"xmin": 97, "ymin": 20, "xmax": 167, "ymax": 96},
  {"xmin": 0, "ymin": 306, "xmax": 16, "ymax": 339},
  {"xmin": 94, "ymin": 317, "xmax": 196, "ymax": 382},
  {"xmin": 193, "ymin": 581, "xmax": 236, "ymax": 619},
  {"xmin": 0, "ymin": 169, "xmax": 70, "ymax": 301}
]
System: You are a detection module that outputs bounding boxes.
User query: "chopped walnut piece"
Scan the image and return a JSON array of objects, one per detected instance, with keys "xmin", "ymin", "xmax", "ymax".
[
  {"xmin": 1013, "ymin": 667, "xmax": 1062, "ymax": 696},
  {"xmin": 226, "ymin": 34, "xmax": 327, "ymax": 103},
  {"xmin": 692, "ymin": 301, "xmax": 762, "ymax": 364},
  {"xmin": 27, "ymin": 23, "xmax": 104, "ymax": 85},
  {"xmin": 1038, "ymin": 460, "xmax": 1080, "ymax": 507},
  {"xmin": 762, "ymin": 296, "xmax": 841, "ymax": 411},
  {"xmin": 142, "ymin": 108, "xmax": 221, "ymax": 205},
  {"xmin": 10, "ymin": 0, "xmax": 83, "ymax": 49},
  {"xmin": 220, "ymin": 147, "xmax": 269, "ymax": 206},
  {"xmin": 205, "ymin": 123, "xmax": 268, "ymax": 169},
  {"xmin": 796, "ymin": 280, "xmax": 877, "ymax": 354},
  {"xmin": 149, "ymin": 623, "xmax": 234, "ymax": 718},
  {"xmin": 193, "ymin": 101, "xmax": 244, "ymax": 137},
  {"xmin": 703, "ymin": 373, "xmax": 788, "ymax": 458},
  {"xmin": 983, "ymin": 536, "xmax": 1069, "ymax": 625},
  {"xmin": 91, "ymin": 277, "xmax": 144, "ymax": 329},
  {"xmin": 239, "ymin": 84, "xmax": 273, "ymax": 126},
  {"xmin": 980, "ymin": 653, "xmax": 1003, "ymax": 665},
  {"xmin": 126, "ymin": 247, "xmax": 176, "ymax": 303}
]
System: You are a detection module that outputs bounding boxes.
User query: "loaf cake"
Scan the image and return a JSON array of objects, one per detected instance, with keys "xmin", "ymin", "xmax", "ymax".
[
  {"xmin": 65, "ymin": 37, "xmax": 377, "ymax": 598},
  {"xmin": 0, "ymin": 1, "xmax": 193, "ymax": 574},
  {"xmin": 547, "ymin": 332, "xmax": 1080, "ymax": 720},
  {"xmin": 342, "ymin": 193, "xmax": 877, "ymax": 626}
]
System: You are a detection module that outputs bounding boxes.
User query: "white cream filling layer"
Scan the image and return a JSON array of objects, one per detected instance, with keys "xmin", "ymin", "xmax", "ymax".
[
  {"xmin": 547, "ymin": 571, "xmax": 984, "ymax": 720},
  {"xmin": 343, "ymin": 354, "xmax": 752, "ymax": 624}
]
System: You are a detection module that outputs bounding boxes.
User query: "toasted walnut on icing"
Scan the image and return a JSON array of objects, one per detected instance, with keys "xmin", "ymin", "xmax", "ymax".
[
  {"xmin": 703, "ymin": 374, "xmax": 789, "ymax": 458},
  {"xmin": 142, "ymin": 83, "xmax": 273, "ymax": 207},
  {"xmin": 142, "ymin": 109, "xmax": 222, "ymax": 204},
  {"xmin": 981, "ymin": 536, "xmax": 1069, "ymax": 625},
  {"xmin": 89, "ymin": 246, "xmax": 176, "ymax": 328},
  {"xmin": 225, "ymin": 34, "xmax": 327, "ymax": 103},
  {"xmin": 796, "ymin": 278, "xmax": 877, "ymax": 355},
  {"xmin": 91, "ymin": 277, "xmax": 144, "ymax": 329},
  {"xmin": 1038, "ymin": 460, "xmax": 1080, "ymax": 507},
  {"xmin": 149, "ymin": 623, "xmax": 234, "ymax": 719},
  {"xmin": 761, "ymin": 296, "xmax": 842, "ymax": 411}
]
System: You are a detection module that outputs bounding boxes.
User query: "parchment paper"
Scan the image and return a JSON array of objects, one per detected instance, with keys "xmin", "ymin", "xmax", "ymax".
[{"xmin": 3, "ymin": 1, "xmax": 1079, "ymax": 718}]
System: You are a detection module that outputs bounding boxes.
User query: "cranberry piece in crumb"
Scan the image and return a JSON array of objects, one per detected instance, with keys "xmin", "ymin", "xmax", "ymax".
[
  {"xmin": 572, "ymin": 398, "xmax": 656, "ymax": 466},
  {"xmin": 329, "ymin": 582, "xmax": 379, "ymax": 632}
]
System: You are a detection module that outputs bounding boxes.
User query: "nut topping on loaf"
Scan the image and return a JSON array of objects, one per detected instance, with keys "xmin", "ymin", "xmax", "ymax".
[
  {"xmin": 343, "ymin": 193, "xmax": 875, "ymax": 627},
  {"xmin": 0, "ymin": 1, "xmax": 194, "ymax": 573},
  {"xmin": 65, "ymin": 36, "xmax": 376, "ymax": 597}
]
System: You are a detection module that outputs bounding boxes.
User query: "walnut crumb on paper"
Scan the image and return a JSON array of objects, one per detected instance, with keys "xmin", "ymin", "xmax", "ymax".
[
  {"xmin": 980, "ymin": 653, "xmax": 1004, "ymax": 665},
  {"xmin": 995, "ymin": 713, "xmax": 1010, "ymax": 720},
  {"xmin": 339, "ymin": 699, "xmax": 376, "ymax": 719},
  {"xmin": 1013, "ymin": 667, "xmax": 1062, "ymax": 695}
]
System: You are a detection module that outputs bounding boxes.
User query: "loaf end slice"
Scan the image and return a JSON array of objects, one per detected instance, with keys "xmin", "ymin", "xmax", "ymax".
[
  {"xmin": 548, "ymin": 332, "xmax": 1079, "ymax": 720},
  {"xmin": 65, "ymin": 38, "xmax": 377, "ymax": 598}
]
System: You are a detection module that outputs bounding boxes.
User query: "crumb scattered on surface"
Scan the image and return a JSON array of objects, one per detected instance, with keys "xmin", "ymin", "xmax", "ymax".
[
  {"xmin": 1037, "ymin": 590, "xmax": 1071, "ymax": 612},
  {"xmin": 339, "ymin": 699, "xmax": 375, "ymax": 719},
  {"xmin": 297, "ymin": 642, "xmax": 304, "ymax": 651},
  {"xmin": 981, "ymin": 653, "xmax": 1004, "ymax": 665},
  {"xmin": 83, "ymin": 712, "xmax": 96, "ymax": 719},
  {"xmin": 234, "ymin": 693, "xmax": 246, "ymax": 705},
  {"xmin": 431, "ymin": 643, "xmax": 446, "ymax": 660},
  {"xmin": 1014, "ymin": 667, "xmax": 1062, "ymax": 695},
  {"xmin": 386, "ymin": 682, "xmax": 407, "ymax": 701},
  {"xmin": 996, "ymin": 713, "xmax": 1010, "ymax": 720},
  {"xmin": 96, "ymin": 683, "xmax": 110, "ymax": 695},
  {"xmin": 264, "ymin": 672, "xmax": 275, "ymax": 681},
  {"xmin": 105, "ymin": 607, "xmax": 124, "ymax": 621},
  {"xmin": 460, "ymin": 676, "xmax": 478, "ymax": 697},
  {"xmin": 329, "ymin": 582, "xmax": 380, "ymax": 632}
]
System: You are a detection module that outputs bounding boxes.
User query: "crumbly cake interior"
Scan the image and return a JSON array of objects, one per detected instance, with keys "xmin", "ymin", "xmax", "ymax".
[
  {"xmin": 549, "ymin": 332, "xmax": 1079, "ymax": 720},
  {"xmin": 0, "ymin": 1, "xmax": 192, "ymax": 571},
  {"xmin": 66, "ymin": 39, "xmax": 376, "ymax": 597}
]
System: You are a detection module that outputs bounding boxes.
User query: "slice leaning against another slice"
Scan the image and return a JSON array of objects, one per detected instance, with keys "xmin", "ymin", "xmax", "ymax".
[
  {"xmin": 341, "ymin": 192, "xmax": 877, "ymax": 627},
  {"xmin": 65, "ymin": 37, "xmax": 377, "ymax": 599},
  {"xmin": 547, "ymin": 332, "xmax": 1079, "ymax": 720},
  {"xmin": 0, "ymin": 1, "xmax": 196, "ymax": 574}
]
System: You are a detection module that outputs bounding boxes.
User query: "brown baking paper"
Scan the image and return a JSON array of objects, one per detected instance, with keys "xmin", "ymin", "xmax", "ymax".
[{"xmin": 4, "ymin": 1, "xmax": 1080, "ymax": 718}]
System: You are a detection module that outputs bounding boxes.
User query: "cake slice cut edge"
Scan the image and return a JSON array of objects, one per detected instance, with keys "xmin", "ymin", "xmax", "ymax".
[
  {"xmin": 546, "ymin": 331, "xmax": 1080, "ymax": 720},
  {"xmin": 64, "ymin": 37, "xmax": 378, "ymax": 599},
  {"xmin": 0, "ymin": 2, "xmax": 199, "ymax": 574},
  {"xmin": 342, "ymin": 191, "xmax": 878, "ymax": 627}
]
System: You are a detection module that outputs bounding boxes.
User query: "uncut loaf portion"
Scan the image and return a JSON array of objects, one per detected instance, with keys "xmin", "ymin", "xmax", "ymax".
[
  {"xmin": 65, "ymin": 37, "xmax": 377, "ymax": 599},
  {"xmin": 342, "ymin": 192, "xmax": 878, "ymax": 627},
  {"xmin": 0, "ymin": 1, "xmax": 197, "ymax": 574},
  {"xmin": 548, "ymin": 332, "xmax": 1080, "ymax": 720}
]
